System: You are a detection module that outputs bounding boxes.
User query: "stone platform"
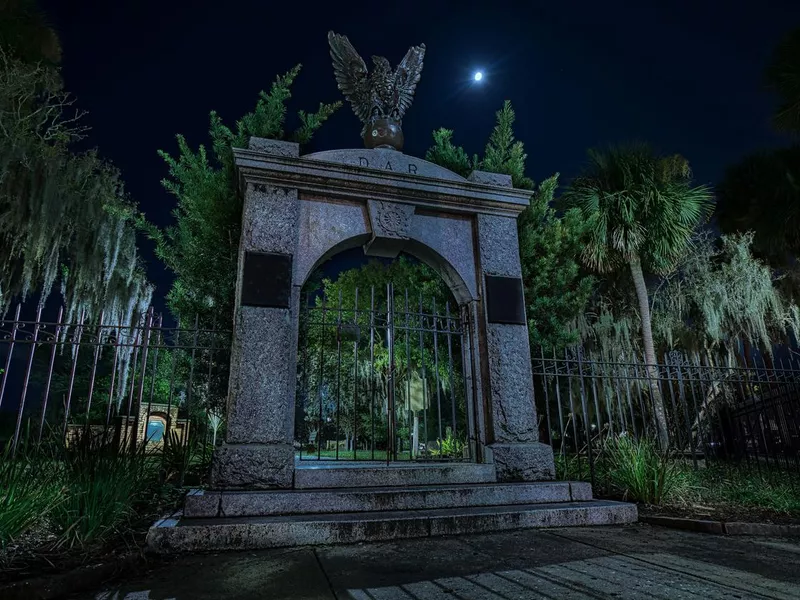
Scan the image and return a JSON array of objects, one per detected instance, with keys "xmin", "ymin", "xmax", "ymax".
[{"xmin": 147, "ymin": 463, "xmax": 636, "ymax": 553}]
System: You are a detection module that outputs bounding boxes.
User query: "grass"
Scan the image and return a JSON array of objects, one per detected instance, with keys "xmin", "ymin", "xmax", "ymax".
[
  {"xmin": 556, "ymin": 434, "xmax": 800, "ymax": 518},
  {"xmin": 48, "ymin": 433, "xmax": 156, "ymax": 549},
  {"xmin": 682, "ymin": 465, "xmax": 800, "ymax": 515},
  {"xmin": 0, "ymin": 445, "xmax": 62, "ymax": 552}
]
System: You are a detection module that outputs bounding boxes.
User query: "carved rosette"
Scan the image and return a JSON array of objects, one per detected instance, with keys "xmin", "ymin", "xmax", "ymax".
[{"xmin": 364, "ymin": 200, "xmax": 415, "ymax": 257}]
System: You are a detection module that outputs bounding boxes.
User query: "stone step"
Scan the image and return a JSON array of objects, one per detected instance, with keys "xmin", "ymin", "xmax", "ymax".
[
  {"xmin": 293, "ymin": 461, "xmax": 497, "ymax": 489},
  {"xmin": 148, "ymin": 500, "xmax": 638, "ymax": 553},
  {"xmin": 184, "ymin": 481, "xmax": 593, "ymax": 518}
]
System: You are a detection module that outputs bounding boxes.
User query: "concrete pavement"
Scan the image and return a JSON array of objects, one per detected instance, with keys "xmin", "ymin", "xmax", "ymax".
[{"xmin": 88, "ymin": 524, "xmax": 800, "ymax": 599}]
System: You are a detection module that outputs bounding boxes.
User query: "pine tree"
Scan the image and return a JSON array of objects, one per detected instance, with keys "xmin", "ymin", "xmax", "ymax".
[
  {"xmin": 425, "ymin": 102, "xmax": 593, "ymax": 350},
  {"xmin": 136, "ymin": 66, "xmax": 340, "ymax": 327},
  {"xmin": 424, "ymin": 129, "xmax": 473, "ymax": 177}
]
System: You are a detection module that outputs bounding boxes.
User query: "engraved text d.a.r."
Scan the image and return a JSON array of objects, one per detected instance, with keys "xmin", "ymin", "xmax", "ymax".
[{"xmin": 358, "ymin": 156, "xmax": 418, "ymax": 174}]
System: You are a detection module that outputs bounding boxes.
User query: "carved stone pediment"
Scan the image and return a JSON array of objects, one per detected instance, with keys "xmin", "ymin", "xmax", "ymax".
[{"xmin": 364, "ymin": 200, "xmax": 415, "ymax": 257}]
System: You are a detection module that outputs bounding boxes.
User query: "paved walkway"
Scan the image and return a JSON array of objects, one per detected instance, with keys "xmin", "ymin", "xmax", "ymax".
[{"xmin": 88, "ymin": 525, "xmax": 800, "ymax": 599}]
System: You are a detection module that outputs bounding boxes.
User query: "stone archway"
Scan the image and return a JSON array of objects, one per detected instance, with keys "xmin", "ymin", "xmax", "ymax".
[{"xmin": 211, "ymin": 138, "xmax": 556, "ymax": 489}]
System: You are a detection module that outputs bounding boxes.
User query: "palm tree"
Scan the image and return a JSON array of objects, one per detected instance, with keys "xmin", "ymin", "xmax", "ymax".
[
  {"xmin": 563, "ymin": 145, "xmax": 714, "ymax": 450},
  {"xmin": 766, "ymin": 27, "xmax": 800, "ymax": 135}
]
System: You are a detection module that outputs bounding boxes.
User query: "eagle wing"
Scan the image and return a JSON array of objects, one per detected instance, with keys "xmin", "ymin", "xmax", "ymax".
[
  {"xmin": 393, "ymin": 43, "xmax": 426, "ymax": 120},
  {"xmin": 328, "ymin": 31, "xmax": 371, "ymax": 124}
]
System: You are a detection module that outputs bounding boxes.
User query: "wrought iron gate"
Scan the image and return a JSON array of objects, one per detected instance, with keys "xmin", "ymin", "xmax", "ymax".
[{"xmin": 295, "ymin": 283, "xmax": 475, "ymax": 462}]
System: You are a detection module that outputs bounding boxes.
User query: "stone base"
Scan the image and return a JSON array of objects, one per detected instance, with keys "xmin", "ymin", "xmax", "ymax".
[
  {"xmin": 211, "ymin": 443, "xmax": 294, "ymax": 489},
  {"xmin": 489, "ymin": 442, "xmax": 556, "ymax": 482},
  {"xmin": 148, "ymin": 500, "xmax": 637, "ymax": 553}
]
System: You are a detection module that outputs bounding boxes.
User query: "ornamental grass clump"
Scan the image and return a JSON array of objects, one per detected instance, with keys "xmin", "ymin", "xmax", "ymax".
[{"xmin": 603, "ymin": 434, "xmax": 688, "ymax": 505}]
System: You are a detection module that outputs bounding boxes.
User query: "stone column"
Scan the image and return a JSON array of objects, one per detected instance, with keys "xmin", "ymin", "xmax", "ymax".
[
  {"xmin": 211, "ymin": 138, "xmax": 301, "ymax": 489},
  {"xmin": 470, "ymin": 171, "xmax": 555, "ymax": 482}
]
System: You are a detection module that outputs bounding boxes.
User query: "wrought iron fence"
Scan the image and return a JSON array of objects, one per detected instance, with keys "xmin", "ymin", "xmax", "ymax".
[
  {"xmin": 295, "ymin": 283, "xmax": 475, "ymax": 462},
  {"xmin": 533, "ymin": 347, "xmax": 800, "ymax": 484},
  {"xmin": 0, "ymin": 304, "xmax": 230, "ymax": 482}
]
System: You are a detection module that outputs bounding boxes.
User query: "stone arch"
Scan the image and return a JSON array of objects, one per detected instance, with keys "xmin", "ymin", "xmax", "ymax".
[
  {"xmin": 213, "ymin": 137, "xmax": 556, "ymax": 489},
  {"xmin": 295, "ymin": 199, "xmax": 477, "ymax": 305},
  {"xmin": 298, "ymin": 234, "xmax": 475, "ymax": 306}
]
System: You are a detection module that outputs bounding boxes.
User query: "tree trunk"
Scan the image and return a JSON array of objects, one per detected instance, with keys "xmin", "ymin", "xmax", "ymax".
[{"xmin": 629, "ymin": 257, "xmax": 670, "ymax": 451}]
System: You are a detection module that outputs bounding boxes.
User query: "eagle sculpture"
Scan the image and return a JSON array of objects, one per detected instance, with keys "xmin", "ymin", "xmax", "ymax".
[{"xmin": 328, "ymin": 31, "xmax": 426, "ymax": 144}]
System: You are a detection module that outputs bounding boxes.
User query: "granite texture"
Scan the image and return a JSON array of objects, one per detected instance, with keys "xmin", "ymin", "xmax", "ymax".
[
  {"xmin": 225, "ymin": 306, "xmax": 293, "ymax": 444},
  {"xmin": 211, "ymin": 443, "xmax": 294, "ymax": 489},
  {"xmin": 569, "ymin": 481, "xmax": 593, "ymax": 501},
  {"xmin": 248, "ymin": 137, "xmax": 299, "ymax": 157},
  {"xmin": 147, "ymin": 500, "xmax": 637, "ymax": 553},
  {"xmin": 294, "ymin": 198, "xmax": 369, "ymax": 285},
  {"xmin": 294, "ymin": 462, "xmax": 497, "ymax": 489},
  {"xmin": 490, "ymin": 442, "xmax": 556, "ymax": 482},
  {"xmin": 364, "ymin": 200, "xmax": 416, "ymax": 258},
  {"xmin": 485, "ymin": 323, "xmax": 539, "ymax": 443},
  {"xmin": 183, "ymin": 482, "xmax": 579, "ymax": 518},
  {"xmin": 241, "ymin": 184, "xmax": 299, "ymax": 255},
  {"xmin": 184, "ymin": 490, "xmax": 221, "ymax": 518},
  {"xmin": 302, "ymin": 148, "xmax": 466, "ymax": 182},
  {"xmin": 407, "ymin": 213, "xmax": 478, "ymax": 303},
  {"xmin": 468, "ymin": 171, "xmax": 513, "ymax": 187},
  {"xmin": 477, "ymin": 214, "xmax": 522, "ymax": 277}
]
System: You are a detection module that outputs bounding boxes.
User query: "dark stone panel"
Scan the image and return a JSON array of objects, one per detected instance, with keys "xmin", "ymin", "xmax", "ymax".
[
  {"xmin": 485, "ymin": 276, "xmax": 525, "ymax": 325},
  {"xmin": 241, "ymin": 252, "xmax": 292, "ymax": 308}
]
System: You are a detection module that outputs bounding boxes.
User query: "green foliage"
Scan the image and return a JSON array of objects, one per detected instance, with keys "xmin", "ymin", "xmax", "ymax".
[
  {"xmin": 684, "ymin": 466, "xmax": 800, "ymax": 514},
  {"xmin": 766, "ymin": 27, "xmax": 800, "ymax": 135},
  {"xmin": 563, "ymin": 145, "xmax": 714, "ymax": 276},
  {"xmin": 602, "ymin": 435, "xmax": 688, "ymax": 505},
  {"xmin": 480, "ymin": 101, "xmax": 533, "ymax": 190},
  {"xmin": 424, "ymin": 128, "xmax": 474, "ymax": 177},
  {"xmin": 139, "ymin": 66, "xmax": 341, "ymax": 326},
  {"xmin": 431, "ymin": 428, "xmax": 466, "ymax": 459},
  {"xmin": 299, "ymin": 257, "xmax": 462, "ymax": 447},
  {"xmin": 49, "ymin": 432, "xmax": 154, "ymax": 549},
  {"xmin": 425, "ymin": 102, "xmax": 592, "ymax": 351},
  {"xmin": 716, "ymin": 145, "xmax": 800, "ymax": 287},
  {"xmin": 652, "ymin": 231, "xmax": 799, "ymax": 353},
  {"xmin": 0, "ymin": 444, "xmax": 61, "ymax": 550},
  {"xmin": 520, "ymin": 175, "xmax": 594, "ymax": 351},
  {"xmin": 0, "ymin": 40, "xmax": 151, "ymax": 321}
]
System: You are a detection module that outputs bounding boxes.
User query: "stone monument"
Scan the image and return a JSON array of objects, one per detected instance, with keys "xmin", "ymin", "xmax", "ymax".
[{"xmin": 147, "ymin": 33, "xmax": 636, "ymax": 553}]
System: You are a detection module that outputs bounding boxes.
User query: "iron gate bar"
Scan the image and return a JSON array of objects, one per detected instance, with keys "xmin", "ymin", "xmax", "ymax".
[
  {"xmin": 352, "ymin": 287, "xmax": 359, "ymax": 461},
  {"xmin": 446, "ymin": 302, "xmax": 457, "ymax": 440},
  {"xmin": 318, "ymin": 296, "xmax": 327, "ymax": 460},
  {"xmin": 386, "ymin": 282, "xmax": 395, "ymax": 463},
  {"xmin": 38, "ymin": 306, "xmax": 64, "ymax": 443},
  {"xmin": 0, "ymin": 304, "xmax": 21, "ymax": 413},
  {"xmin": 405, "ymin": 289, "xmax": 412, "ymax": 460},
  {"xmin": 84, "ymin": 310, "xmax": 104, "ymax": 427},
  {"xmin": 103, "ymin": 321, "xmax": 121, "ymax": 430},
  {"xmin": 418, "ymin": 292, "xmax": 428, "ymax": 459},
  {"xmin": 369, "ymin": 287, "xmax": 376, "ymax": 460},
  {"xmin": 63, "ymin": 310, "xmax": 86, "ymax": 438},
  {"xmin": 432, "ymin": 298, "xmax": 442, "ymax": 443},
  {"xmin": 14, "ymin": 305, "xmax": 42, "ymax": 453},
  {"xmin": 335, "ymin": 289, "xmax": 343, "ymax": 461}
]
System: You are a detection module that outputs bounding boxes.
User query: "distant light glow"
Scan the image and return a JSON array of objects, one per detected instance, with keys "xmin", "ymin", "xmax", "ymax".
[{"xmin": 473, "ymin": 71, "xmax": 483, "ymax": 82}]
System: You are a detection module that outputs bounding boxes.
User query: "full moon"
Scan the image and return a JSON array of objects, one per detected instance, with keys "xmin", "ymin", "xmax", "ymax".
[{"xmin": 473, "ymin": 71, "xmax": 483, "ymax": 82}]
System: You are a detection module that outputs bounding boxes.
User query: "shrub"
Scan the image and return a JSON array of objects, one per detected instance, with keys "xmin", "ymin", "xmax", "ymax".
[
  {"xmin": 603, "ymin": 435, "xmax": 688, "ymax": 505},
  {"xmin": 0, "ymin": 445, "xmax": 62, "ymax": 550},
  {"xmin": 49, "ymin": 432, "xmax": 154, "ymax": 549}
]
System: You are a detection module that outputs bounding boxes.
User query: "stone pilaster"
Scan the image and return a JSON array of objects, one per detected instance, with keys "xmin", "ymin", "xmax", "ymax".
[
  {"xmin": 472, "ymin": 171, "xmax": 555, "ymax": 482},
  {"xmin": 212, "ymin": 139, "xmax": 300, "ymax": 489}
]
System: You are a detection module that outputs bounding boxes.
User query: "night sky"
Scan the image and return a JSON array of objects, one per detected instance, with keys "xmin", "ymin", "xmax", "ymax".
[{"xmin": 38, "ymin": 0, "xmax": 800, "ymax": 314}]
